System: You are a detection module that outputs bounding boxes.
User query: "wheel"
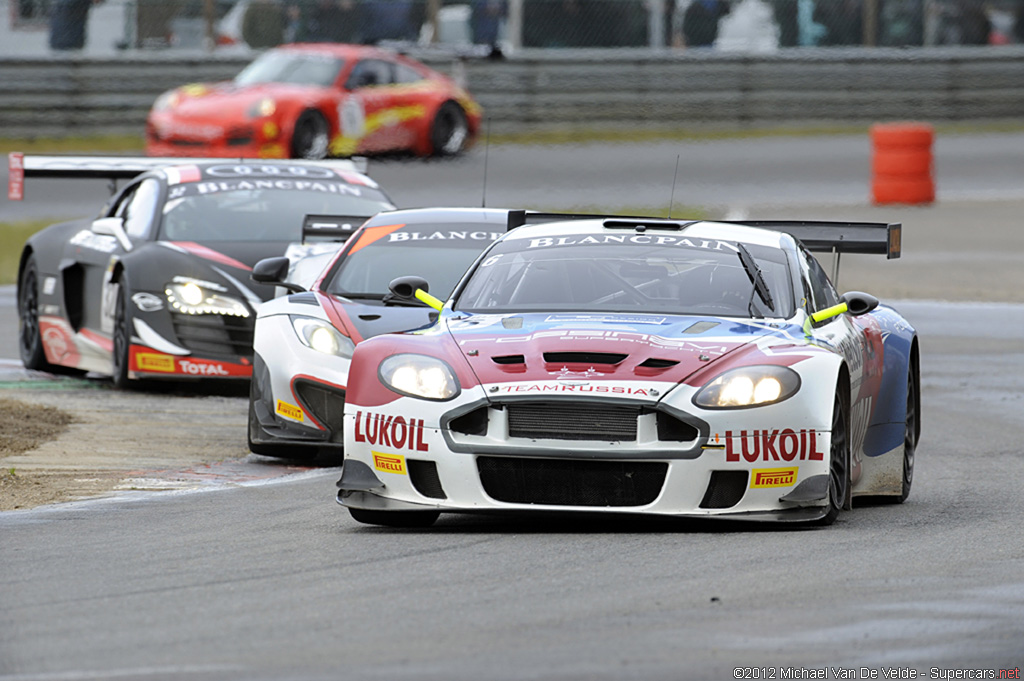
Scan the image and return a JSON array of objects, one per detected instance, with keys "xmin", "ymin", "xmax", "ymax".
[
  {"xmin": 291, "ymin": 111, "xmax": 330, "ymax": 160},
  {"xmin": 429, "ymin": 102, "xmax": 468, "ymax": 156},
  {"xmin": 18, "ymin": 254, "xmax": 58, "ymax": 371},
  {"xmin": 349, "ymin": 507, "xmax": 440, "ymax": 528},
  {"xmin": 111, "ymin": 281, "xmax": 132, "ymax": 388},
  {"xmin": 817, "ymin": 392, "xmax": 850, "ymax": 526},
  {"xmin": 897, "ymin": 363, "xmax": 919, "ymax": 503}
]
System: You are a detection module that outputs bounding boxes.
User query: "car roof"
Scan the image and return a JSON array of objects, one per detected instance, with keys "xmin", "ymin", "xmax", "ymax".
[
  {"xmin": 501, "ymin": 218, "xmax": 787, "ymax": 250},
  {"xmin": 275, "ymin": 42, "xmax": 418, "ymax": 64}
]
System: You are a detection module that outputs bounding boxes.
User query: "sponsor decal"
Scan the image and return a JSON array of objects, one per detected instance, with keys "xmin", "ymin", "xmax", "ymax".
[
  {"xmin": 70, "ymin": 230, "xmax": 118, "ymax": 254},
  {"xmin": 40, "ymin": 321, "xmax": 77, "ymax": 365},
  {"xmin": 373, "ymin": 452, "xmax": 407, "ymax": 475},
  {"xmin": 179, "ymin": 360, "xmax": 229, "ymax": 376},
  {"xmin": 132, "ymin": 292, "xmax": 165, "ymax": 312},
  {"xmin": 544, "ymin": 314, "xmax": 668, "ymax": 325},
  {"xmin": 724, "ymin": 429, "xmax": 824, "ymax": 462},
  {"xmin": 387, "ymin": 231, "xmax": 503, "ymax": 242},
  {"xmin": 164, "ymin": 165, "xmax": 202, "ymax": 185},
  {"xmin": 501, "ymin": 383, "xmax": 652, "ymax": 396},
  {"xmin": 206, "ymin": 164, "xmax": 335, "ymax": 179},
  {"xmin": 190, "ymin": 179, "xmax": 362, "ymax": 196},
  {"xmin": 276, "ymin": 400, "xmax": 304, "ymax": 421},
  {"xmin": 43, "ymin": 277, "xmax": 56, "ymax": 296},
  {"xmin": 8, "ymin": 152, "xmax": 24, "ymax": 201},
  {"xmin": 526, "ymin": 235, "xmax": 739, "ymax": 251},
  {"xmin": 353, "ymin": 411, "xmax": 429, "ymax": 452},
  {"xmin": 136, "ymin": 352, "xmax": 176, "ymax": 373},
  {"xmin": 750, "ymin": 467, "xmax": 798, "ymax": 488}
]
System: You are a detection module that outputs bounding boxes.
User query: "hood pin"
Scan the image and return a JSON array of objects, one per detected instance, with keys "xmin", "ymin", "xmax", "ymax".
[
  {"xmin": 699, "ymin": 354, "xmax": 710, "ymax": 362},
  {"xmin": 467, "ymin": 349, "xmax": 479, "ymax": 356}
]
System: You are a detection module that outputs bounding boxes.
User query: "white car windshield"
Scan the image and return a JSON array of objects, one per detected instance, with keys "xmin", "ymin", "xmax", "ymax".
[{"xmin": 456, "ymin": 238, "xmax": 794, "ymax": 318}]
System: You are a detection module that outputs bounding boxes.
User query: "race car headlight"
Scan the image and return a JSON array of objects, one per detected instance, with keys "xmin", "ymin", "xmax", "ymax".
[
  {"xmin": 248, "ymin": 97, "xmax": 276, "ymax": 118},
  {"xmin": 693, "ymin": 365, "xmax": 800, "ymax": 409},
  {"xmin": 153, "ymin": 90, "xmax": 180, "ymax": 112},
  {"xmin": 379, "ymin": 354, "xmax": 459, "ymax": 401},
  {"xmin": 289, "ymin": 316, "xmax": 354, "ymax": 357},
  {"xmin": 165, "ymin": 283, "xmax": 250, "ymax": 317}
]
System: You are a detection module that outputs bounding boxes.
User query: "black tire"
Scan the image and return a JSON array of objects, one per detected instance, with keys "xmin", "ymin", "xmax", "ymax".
[
  {"xmin": 349, "ymin": 507, "xmax": 440, "ymax": 528},
  {"xmin": 429, "ymin": 102, "xmax": 469, "ymax": 156},
  {"xmin": 291, "ymin": 111, "xmax": 330, "ymax": 160},
  {"xmin": 18, "ymin": 254, "xmax": 57, "ymax": 371},
  {"xmin": 897, "ymin": 363, "xmax": 919, "ymax": 503},
  {"xmin": 111, "ymin": 281, "xmax": 132, "ymax": 389},
  {"xmin": 817, "ymin": 392, "xmax": 850, "ymax": 526}
]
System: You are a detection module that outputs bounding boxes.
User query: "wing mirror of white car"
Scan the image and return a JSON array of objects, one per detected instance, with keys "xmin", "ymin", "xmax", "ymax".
[
  {"xmin": 388, "ymin": 275, "xmax": 444, "ymax": 312},
  {"xmin": 252, "ymin": 256, "xmax": 305, "ymax": 293},
  {"xmin": 91, "ymin": 217, "xmax": 133, "ymax": 252}
]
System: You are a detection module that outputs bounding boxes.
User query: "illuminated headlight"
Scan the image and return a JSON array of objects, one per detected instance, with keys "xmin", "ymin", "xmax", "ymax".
[
  {"xmin": 693, "ymin": 366, "xmax": 800, "ymax": 409},
  {"xmin": 248, "ymin": 97, "xmax": 276, "ymax": 118},
  {"xmin": 379, "ymin": 354, "xmax": 459, "ymax": 401},
  {"xmin": 165, "ymin": 283, "xmax": 250, "ymax": 317},
  {"xmin": 289, "ymin": 316, "xmax": 354, "ymax": 357}
]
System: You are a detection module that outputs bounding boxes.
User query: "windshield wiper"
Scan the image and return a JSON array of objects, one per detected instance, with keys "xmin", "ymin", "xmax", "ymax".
[{"xmin": 735, "ymin": 243, "xmax": 775, "ymax": 313}]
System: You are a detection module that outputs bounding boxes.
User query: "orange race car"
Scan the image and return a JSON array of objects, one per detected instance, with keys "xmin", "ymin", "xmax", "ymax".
[{"xmin": 146, "ymin": 43, "xmax": 482, "ymax": 160}]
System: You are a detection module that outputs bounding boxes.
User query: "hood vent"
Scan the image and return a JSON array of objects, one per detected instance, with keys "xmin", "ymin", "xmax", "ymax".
[
  {"xmin": 492, "ymin": 354, "xmax": 526, "ymax": 365},
  {"xmin": 502, "ymin": 317, "xmax": 524, "ymax": 329},
  {"xmin": 684, "ymin": 321, "xmax": 720, "ymax": 334},
  {"xmin": 638, "ymin": 358, "xmax": 679, "ymax": 369},
  {"xmin": 543, "ymin": 352, "xmax": 627, "ymax": 365}
]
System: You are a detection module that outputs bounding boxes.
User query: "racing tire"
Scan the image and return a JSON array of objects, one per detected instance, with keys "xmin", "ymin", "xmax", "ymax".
[
  {"xmin": 816, "ymin": 391, "xmax": 851, "ymax": 526},
  {"xmin": 111, "ymin": 281, "xmax": 132, "ymax": 389},
  {"xmin": 349, "ymin": 507, "xmax": 440, "ymax": 528},
  {"xmin": 291, "ymin": 111, "xmax": 330, "ymax": 160},
  {"xmin": 897, "ymin": 362, "xmax": 919, "ymax": 503},
  {"xmin": 429, "ymin": 102, "xmax": 469, "ymax": 156},
  {"xmin": 18, "ymin": 255, "xmax": 59, "ymax": 372}
]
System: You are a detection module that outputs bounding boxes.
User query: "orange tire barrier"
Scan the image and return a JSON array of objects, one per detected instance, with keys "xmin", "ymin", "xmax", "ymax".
[{"xmin": 871, "ymin": 122, "xmax": 934, "ymax": 205}]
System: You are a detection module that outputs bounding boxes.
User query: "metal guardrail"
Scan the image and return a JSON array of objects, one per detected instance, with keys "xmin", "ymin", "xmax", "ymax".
[{"xmin": 1, "ymin": 47, "xmax": 1022, "ymax": 138}]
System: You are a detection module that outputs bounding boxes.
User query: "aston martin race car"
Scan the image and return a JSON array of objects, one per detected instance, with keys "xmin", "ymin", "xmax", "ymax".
[
  {"xmin": 12, "ymin": 154, "xmax": 395, "ymax": 386},
  {"xmin": 337, "ymin": 216, "xmax": 919, "ymax": 527},
  {"xmin": 248, "ymin": 208, "xmax": 573, "ymax": 459},
  {"xmin": 146, "ymin": 43, "xmax": 482, "ymax": 159}
]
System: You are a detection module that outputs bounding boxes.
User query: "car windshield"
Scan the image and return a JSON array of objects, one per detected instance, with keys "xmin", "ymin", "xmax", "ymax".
[
  {"xmin": 325, "ymin": 223, "xmax": 502, "ymax": 299},
  {"xmin": 455, "ymin": 236, "xmax": 794, "ymax": 318},
  {"xmin": 159, "ymin": 184, "xmax": 393, "ymax": 242},
  {"xmin": 235, "ymin": 52, "xmax": 343, "ymax": 87}
]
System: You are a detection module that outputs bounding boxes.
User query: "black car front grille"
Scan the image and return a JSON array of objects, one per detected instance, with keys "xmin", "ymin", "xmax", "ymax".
[
  {"xmin": 477, "ymin": 456, "xmax": 667, "ymax": 507},
  {"xmin": 507, "ymin": 402, "xmax": 638, "ymax": 441},
  {"xmin": 170, "ymin": 313, "xmax": 253, "ymax": 356},
  {"xmin": 699, "ymin": 471, "xmax": 749, "ymax": 509},
  {"xmin": 294, "ymin": 380, "xmax": 346, "ymax": 440},
  {"xmin": 408, "ymin": 460, "xmax": 446, "ymax": 499}
]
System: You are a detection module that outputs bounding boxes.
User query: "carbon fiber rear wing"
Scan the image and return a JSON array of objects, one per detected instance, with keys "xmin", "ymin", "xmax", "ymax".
[
  {"xmin": 301, "ymin": 214, "xmax": 372, "ymax": 243},
  {"xmin": 727, "ymin": 220, "xmax": 902, "ymax": 260},
  {"xmin": 7, "ymin": 152, "xmax": 370, "ymax": 200}
]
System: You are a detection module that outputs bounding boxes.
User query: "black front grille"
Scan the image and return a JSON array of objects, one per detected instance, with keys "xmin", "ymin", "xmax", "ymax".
[
  {"xmin": 409, "ymin": 460, "xmax": 446, "ymax": 499},
  {"xmin": 170, "ymin": 313, "xmax": 253, "ymax": 356},
  {"xmin": 699, "ymin": 471, "xmax": 749, "ymax": 509},
  {"xmin": 507, "ymin": 402, "xmax": 637, "ymax": 441},
  {"xmin": 294, "ymin": 380, "xmax": 346, "ymax": 440},
  {"xmin": 477, "ymin": 457, "xmax": 667, "ymax": 507}
]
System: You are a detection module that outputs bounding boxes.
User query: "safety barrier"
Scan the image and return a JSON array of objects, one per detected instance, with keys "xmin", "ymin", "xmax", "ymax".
[
  {"xmin": 0, "ymin": 47, "xmax": 1022, "ymax": 138},
  {"xmin": 870, "ymin": 122, "xmax": 935, "ymax": 205}
]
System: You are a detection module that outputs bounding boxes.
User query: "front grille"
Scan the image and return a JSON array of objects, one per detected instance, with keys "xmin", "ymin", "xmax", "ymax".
[
  {"xmin": 170, "ymin": 313, "xmax": 253, "ymax": 356},
  {"xmin": 699, "ymin": 471, "xmax": 749, "ymax": 509},
  {"xmin": 477, "ymin": 457, "xmax": 667, "ymax": 507},
  {"xmin": 507, "ymin": 402, "xmax": 637, "ymax": 441},
  {"xmin": 294, "ymin": 380, "xmax": 346, "ymax": 440},
  {"xmin": 408, "ymin": 460, "xmax": 446, "ymax": 499}
]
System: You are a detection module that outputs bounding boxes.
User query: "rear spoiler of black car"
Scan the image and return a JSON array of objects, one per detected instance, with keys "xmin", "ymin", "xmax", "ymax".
[
  {"xmin": 7, "ymin": 152, "xmax": 370, "ymax": 200},
  {"xmin": 301, "ymin": 214, "xmax": 372, "ymax": 242},
  {"xmin": 725, "ymin": 220, "xmax": 902, "ymax": 260}
]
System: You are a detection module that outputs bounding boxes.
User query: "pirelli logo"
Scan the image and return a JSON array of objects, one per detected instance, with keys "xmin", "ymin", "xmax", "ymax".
[
  {"xmin": 136, "ymin": 352, "xmax": 176, "ymax": 373},
  {"xmin": 276, "ymin": 400, "xmax": 303, "ymax": 421},
  {"xmin": 750, "ymin": 467, "xmax": 798, "ymax": 488},
  {"xmin": 373, "ymin": 452, "xmax": 407, "ymax": 475}
]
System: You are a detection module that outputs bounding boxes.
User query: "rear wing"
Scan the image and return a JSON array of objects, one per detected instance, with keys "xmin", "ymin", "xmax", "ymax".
[
  {"xmin": 505, "ymin": 210, "xmax": 673, "ymax": 231},
  {"xmin": 301, "ymin": 214, "xmax": 372, "ymax": 243},
  {"xmin": 726, "ymin": 220, "xmax": 902, "ymax": 260},
  {"xmin": 7, "ymin": 153, "xmax": 370, "ymax": 201}
]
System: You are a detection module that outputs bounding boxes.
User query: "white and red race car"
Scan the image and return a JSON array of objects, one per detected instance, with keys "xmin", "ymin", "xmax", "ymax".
[{"xmin": 337, "ymin": 216, "xmax": 919, "ymax": 527}]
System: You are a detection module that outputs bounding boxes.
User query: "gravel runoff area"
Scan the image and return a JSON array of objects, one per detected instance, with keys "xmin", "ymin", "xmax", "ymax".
[{"xmin": 1, "ymin": 197, "xmax": 1021, "ymax": 511}]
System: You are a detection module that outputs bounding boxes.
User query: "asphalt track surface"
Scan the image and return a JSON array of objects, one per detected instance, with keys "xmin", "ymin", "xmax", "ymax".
[{"xmin": 3, "ymin": 135, "xmax": 1024, "ymax": 680}]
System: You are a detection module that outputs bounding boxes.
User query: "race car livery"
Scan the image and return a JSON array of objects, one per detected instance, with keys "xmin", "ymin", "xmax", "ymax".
[
  {"xmin": 146, "ymin": 43, "xmax": 482, "ymax": 160},
  {"xmin": 337, "ymin": 217, "xmax": 919, "ymax": 527},
  {"xmin": 248, "ymin": 208, "xmax": 578, "ymax": 459},
  {"xmin": 12, "ymin": 153, "xmax": 395, "ymax": 386}
]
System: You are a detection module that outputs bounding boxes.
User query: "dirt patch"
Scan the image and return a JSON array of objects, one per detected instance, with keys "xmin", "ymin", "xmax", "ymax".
[{"xmin": 0, "ymin": 396, "xmax": 74, "ymax": 456}]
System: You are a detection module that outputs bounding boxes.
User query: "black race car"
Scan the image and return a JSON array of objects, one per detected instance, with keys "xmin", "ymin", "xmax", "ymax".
[{"xmin": 12, "ymin": 154, "xmax": 394, "ymax": 387}]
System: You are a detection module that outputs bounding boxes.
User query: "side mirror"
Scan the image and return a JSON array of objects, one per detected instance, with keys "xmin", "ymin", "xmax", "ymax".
[
  {"xmin": 840, "ymin": 291, "xmax": 879, "ymax": 316},
  {"xmin": 92, "ymin": 217, "xmax": 132, "ymax": 251},
  {"xmin": 388, "ymin": 275, "xmax": 444, "ymax": 312},
  {"xmin": 252, "ymin": 256, "xmax": 305, "ymax": 293}
]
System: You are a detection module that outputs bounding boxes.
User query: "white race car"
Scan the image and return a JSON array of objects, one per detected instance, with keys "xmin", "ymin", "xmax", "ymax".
[{"xmin": 337, "ymin": 216, "xmax": 919, "ymax": 527}]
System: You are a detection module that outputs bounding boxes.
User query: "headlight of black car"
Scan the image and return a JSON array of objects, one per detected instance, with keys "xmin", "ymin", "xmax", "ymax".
[{"xmin": 165, "ymin": 282, "xmax": 250, "ymax": 317}]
